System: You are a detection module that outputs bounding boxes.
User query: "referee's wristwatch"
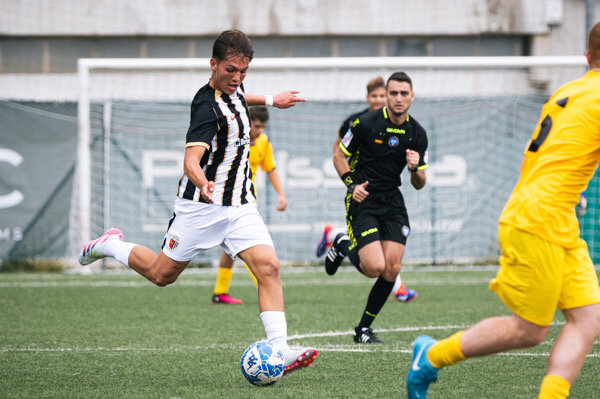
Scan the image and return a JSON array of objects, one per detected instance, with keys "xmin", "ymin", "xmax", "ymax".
[{"xmin": 341, "ymin": 172, "xmax": 356, "ymax": 193}]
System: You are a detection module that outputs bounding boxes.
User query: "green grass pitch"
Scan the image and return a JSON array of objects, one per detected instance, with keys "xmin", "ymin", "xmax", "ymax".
[{"xmin": 1, "ymin": 266, "xmax": 599, "ymax": 398}]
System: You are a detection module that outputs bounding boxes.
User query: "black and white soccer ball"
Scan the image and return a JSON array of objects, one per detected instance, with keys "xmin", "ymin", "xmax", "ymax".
[{"xmin": 240, "ymin": 341, "xmax": 285, "ymax": 386}]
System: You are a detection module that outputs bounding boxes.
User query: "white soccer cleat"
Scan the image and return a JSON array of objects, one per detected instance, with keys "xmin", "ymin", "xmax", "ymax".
[
  {"xmin": 283, "ymin": 347, "xmax": 318, "ymax": 375},
  {"xmin": 78, "ymin": 228, "xmax": 123, "ymax": 265}
]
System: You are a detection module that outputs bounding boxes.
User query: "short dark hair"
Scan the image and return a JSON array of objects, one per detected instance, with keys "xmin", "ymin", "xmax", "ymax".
[
  {"xmin": 249, "ymin": 106, "xmax": 269, "ymax": 122},
  {"xmin": 212, "ymin": 30, "xmax": 254, "ymax": 62},
  {"xmin": 366, "ymin": 76, "xmax": 385, "ymax": 94},
  {"xmin": 589, "ymin": 21, "xmax": 600, "ymax": 67},
  {"xmin": 386, "ymin": 72, "xmax": 413, "ymax": 89}
]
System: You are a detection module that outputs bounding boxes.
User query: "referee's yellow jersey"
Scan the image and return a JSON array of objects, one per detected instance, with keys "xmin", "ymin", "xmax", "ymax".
[
  {"xmin": 248, "ymin": 133, "xmax": 276, "ymax": 187},
  {"xmin": 499, "ymin": 71, "xmax": 600, "ymax": 248}
]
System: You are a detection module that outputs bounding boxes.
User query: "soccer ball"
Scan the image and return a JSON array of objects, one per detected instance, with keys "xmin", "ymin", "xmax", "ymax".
[{"xmin": 240, "ymin": 341, "xmax": 285, "ymax": 386}]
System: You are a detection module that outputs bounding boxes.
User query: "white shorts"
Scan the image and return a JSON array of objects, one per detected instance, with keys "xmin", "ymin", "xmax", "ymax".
[{"xmin": 161, "ymin": 198, "xmax": 274, "ymax": 262}]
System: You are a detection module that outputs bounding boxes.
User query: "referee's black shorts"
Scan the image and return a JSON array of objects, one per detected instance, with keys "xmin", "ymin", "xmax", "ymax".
[{"xmin": 345, "ymin": 189, "xmax": 411, "ymax": 251}]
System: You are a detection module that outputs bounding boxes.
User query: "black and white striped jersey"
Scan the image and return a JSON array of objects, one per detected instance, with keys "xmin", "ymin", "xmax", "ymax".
[{"xmin": 177, "ymin": 82, "xmax": 256, "ymax": 206}]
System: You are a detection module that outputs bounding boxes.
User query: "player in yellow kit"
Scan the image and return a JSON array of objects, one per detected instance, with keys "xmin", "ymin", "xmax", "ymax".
[
  {"xmin": 212, "ymin": 106, "xmax": 287, "ymax": 304},
  {"xmin": 407, "ymin": 22, "xmax": 600, "ymax": 399}
]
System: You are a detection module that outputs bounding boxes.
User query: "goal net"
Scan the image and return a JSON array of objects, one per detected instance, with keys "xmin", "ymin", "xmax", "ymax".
[{"xmin": 73, "ymin": 56, "xmax": 594, "ymax": 265}]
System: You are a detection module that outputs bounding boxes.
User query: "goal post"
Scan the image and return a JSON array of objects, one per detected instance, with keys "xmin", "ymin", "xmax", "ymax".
[{"xmin": 74, "ymin": 55, "xmax": 589, "ymax": 264}]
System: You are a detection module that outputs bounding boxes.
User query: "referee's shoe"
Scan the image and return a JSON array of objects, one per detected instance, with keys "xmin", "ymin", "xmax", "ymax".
[{"xmin": 324, "ymin": 233, "xmax": 349, "ymax": 275}]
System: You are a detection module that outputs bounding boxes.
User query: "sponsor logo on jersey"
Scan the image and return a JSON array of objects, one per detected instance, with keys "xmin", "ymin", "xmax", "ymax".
[
  {"xmin": 374, "ymin": 139, "xmax": 382, "ymax": 144},
  {"xmin": 234, "ymin": 135, "xmax": 250, "ymax": 147},
  {"xmin": 342, "ymin": 130, "xmax": 353, "ymax": 148},
  {"xmin": 388, "ymin": 136, "xmax": 399, "ymax": 147},
  {"xmin": 386, "ymin": 128, "xmax": 405, "ymax": 134},
  {"xmin": 168, "ymin": 235, "xmax": 180, "ymax": 250},
  {"xmin": 402, "ymin": 225, "xmax": 410, "ymax": 237}
]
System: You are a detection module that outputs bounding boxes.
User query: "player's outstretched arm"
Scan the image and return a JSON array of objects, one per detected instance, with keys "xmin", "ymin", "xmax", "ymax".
[
  {"xmin": 184, "ymin": 145, "xmax": 215, "ymax": 203},
  {"xmin": 245, "ymin": 91, "xmax": 306, "ymax": 108},
  {"xmin": 266, "ymin": 169, "xmax": 287, "ymax": 211}
]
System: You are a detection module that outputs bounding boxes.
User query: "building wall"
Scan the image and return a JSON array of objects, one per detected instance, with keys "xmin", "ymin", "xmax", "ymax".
[
  {"xmin": 0, "ymin": 0, "xmax": 553, "ymax": 36},
  {"xmin": 0, "ymin": 0, "xmax": 597, "ymax": 100}
]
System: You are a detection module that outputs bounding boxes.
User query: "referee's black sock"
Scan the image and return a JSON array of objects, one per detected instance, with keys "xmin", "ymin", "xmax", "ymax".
[
  {"xmin": 338, "ymin": 238, "xmax": 350, "ymax": 256},
  {"xmin": 358, "ymin": 276, "xmax": 395, "ymax": 329}
]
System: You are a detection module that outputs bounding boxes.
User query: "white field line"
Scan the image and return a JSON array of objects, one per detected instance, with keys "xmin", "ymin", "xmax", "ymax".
[
  {"xmin": 0, "ymin": 277, "xmax": 492, "ymax": 288},
  {"xmin": 3, "ymin": 344, "xmax": 598, "ymax": 358},
  {"xmin": 5, "ymin": 321, "xmax": 595, "ymax": 357},
  {"xmin": 288, "ymin": 324, "xmax": 469, "ymax": 340}
]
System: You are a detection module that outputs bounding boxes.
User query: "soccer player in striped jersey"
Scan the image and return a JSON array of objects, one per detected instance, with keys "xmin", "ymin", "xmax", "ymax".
[
  {"xmin": 79, "ymin": 29, "xmax": 316, "ymax": 375},
  {"xmin": 212, "ymin": 106, "xmax": 287, "ymax": 304},
  {"xmin": 407, "ymin": 22, "xmax": 600, "ymax": 399},
  {"xmin": 316, "ymin": 76, "xmax": 418, "ymax": 303}
]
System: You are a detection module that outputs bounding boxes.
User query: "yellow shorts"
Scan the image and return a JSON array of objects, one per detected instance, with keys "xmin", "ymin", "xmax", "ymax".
[{"xmin": 490, "ymin": 224, "xmax": 600, "ymax": 326}]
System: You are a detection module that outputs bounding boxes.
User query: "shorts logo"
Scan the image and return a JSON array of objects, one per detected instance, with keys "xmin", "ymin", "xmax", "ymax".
[
  {"xmin": 168, "ymin": 236, "xmax": 180, "ymax": 250},
  {"xmin": 402, "ymin": 226, "xmax": 410, "ymax": 237},
  {"xmin": 361, "ymin": 227, "xmax": 378, "ymax": 237},
  {"xmin": 388, "ymin": 136, "xmax": 399, "ymax": 147},
  {"xmin": 342, "ymin": 130, "xmax": 353, "ymax": 148}
]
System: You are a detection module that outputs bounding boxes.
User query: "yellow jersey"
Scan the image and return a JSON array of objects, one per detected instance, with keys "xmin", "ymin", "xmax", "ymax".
[
  {"xmin": 248, "ymin": 133, "xmax": 276, "ymax": 187},
  {"xmin": 499, "ymin": 70, "xmax": 600, "ymax": 248}
]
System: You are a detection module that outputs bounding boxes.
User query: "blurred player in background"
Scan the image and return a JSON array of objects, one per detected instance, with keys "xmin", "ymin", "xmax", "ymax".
[
  {"xmin": 315, "ymin": 76, "xmax": 418, "ymax": 303},
  {"xmin": 212, "ymin": 105, "xmax": 287, "ymax": 304},
  {"xmin": 79, "ymin": 29, "xmax": 317, "ymax": 374},
  {"xmin": 407, "ymin": 21, "xmax": 600, "ymax": 399},
  {"xmin": 326, "ymin": 72, "xmax": 428, "ymax": 343}
]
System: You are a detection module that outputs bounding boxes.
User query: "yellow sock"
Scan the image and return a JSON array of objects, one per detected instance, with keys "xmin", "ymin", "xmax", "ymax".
[
  {"xmin": 214, "ymin": 267, "xmax": 233, "ymax": 295},
  {"xmin": 244, "ymin": 263, "xmax": 258, "ymax": 289},
  {"xmin": 538, "ymin": 375, "xmax": 570, "ymax": 399},
  {"xmin": 427, "ymin": 331, "xmax": 466, "ymax": 369}
]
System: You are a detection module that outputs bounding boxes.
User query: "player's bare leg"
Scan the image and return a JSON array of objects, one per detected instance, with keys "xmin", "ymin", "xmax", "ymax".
[
  {"xmin": 238, "ymin": 244, "xmax": 283, "ymax": 312},
  {"xmin": 460, "ymin": 314, "xmax": 550, "ymax": 356},
  {"xmin": 381, "ymin": 240, "xmax": 404, "ymax": 281},
  {"xmin": 546, "ymin": 303, "xmax": 600, "ymax": 383},
  {"xmin": 79, "ymin": 228, "xmax": 188, "ymax": 287},
  {"xmin": 239, "ymin": 244, "xmax": 317, "ymax": 374},
  {"xmin": 353, "ymin": 241, "xmax": 403, "ymax": 344},
  {"xmin": 357, "ymin": 241, "xmax": 386, "ymax": 277},
  {"xmin": 127, "ymin": 247, "xmax": 189, "ymax": 287}
]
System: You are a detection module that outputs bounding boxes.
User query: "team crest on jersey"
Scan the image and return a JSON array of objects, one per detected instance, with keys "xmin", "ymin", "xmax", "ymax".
[
  {"xmin": 402, "ymin": 226, "xmax": 410, "ymax": 237},
  {"xmin": 168, "ymin": 236, "xmax": 180, "ymax": 250},
  {"xmin": 388, "ymin": 136, "xmax": 399, "ymax": 147},
  {"xmin": 342, "ymin": 130, "xmax": 353, "ymax": 147}
]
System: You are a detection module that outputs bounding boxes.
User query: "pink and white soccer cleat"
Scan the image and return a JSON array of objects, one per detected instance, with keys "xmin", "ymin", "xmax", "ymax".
[
  {"xmin": 283, "ymin": 348, "xmax": 318, "ymax": 375},
  {"xmin": 78, "ymin": 228, "xmax": 123, "ymax": 265},
  {"xmin": 212, "ymin": 293, "xmax": 243, "ymax": 305}
]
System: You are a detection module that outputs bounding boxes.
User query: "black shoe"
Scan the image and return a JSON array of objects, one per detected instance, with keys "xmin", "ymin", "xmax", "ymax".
[
  {"xmin": 325, "ymin": 233, "xmax": 349, "ymax": 276},
  {"xmin": 353, "ymin": 327, "xmax": 385, "ymax": 344}
]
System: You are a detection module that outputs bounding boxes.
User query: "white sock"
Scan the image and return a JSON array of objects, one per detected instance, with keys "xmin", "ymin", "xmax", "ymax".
[
  {"xmin": 103, "ymin": 240, "xmax": 136, "ymax": 267},
  {"xmin": 260, "ymin": 311, "xmax": 289, "ymax": 354},
  {"xmin": 392, "ymin": 273, "xmax": 403, "ymax": 293}
]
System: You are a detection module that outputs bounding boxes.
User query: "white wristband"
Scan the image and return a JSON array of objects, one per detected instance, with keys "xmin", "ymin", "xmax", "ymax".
[{"xmin": 265, "ymin": 95, "xmax": 274, "ymax": 106}]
